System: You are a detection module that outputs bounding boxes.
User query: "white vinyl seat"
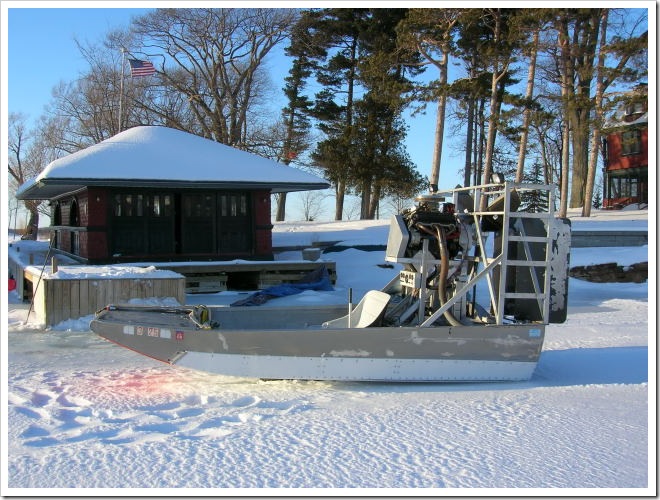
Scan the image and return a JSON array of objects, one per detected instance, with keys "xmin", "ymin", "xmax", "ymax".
[{"xmin": 322, "ymin": 290, "xmax": 391, "ymax": 329}]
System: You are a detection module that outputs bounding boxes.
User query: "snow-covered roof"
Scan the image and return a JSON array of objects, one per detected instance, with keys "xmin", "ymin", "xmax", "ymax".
[
  {"xmin": 16, "ymin": 126, "xmax": 329, "ymax": 200},
  {"xmin": 603, "ymin": 110, "xmax": 648, "ymax": 130},
  {"xmin": 603, "ymin": 87, "xmax": 648, "ymax": 130}
]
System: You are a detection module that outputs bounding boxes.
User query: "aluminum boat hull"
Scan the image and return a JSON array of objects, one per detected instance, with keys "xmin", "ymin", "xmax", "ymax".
[{"xmin": 90, "ymin": 304, "xmax": 545, "ymax": 382}]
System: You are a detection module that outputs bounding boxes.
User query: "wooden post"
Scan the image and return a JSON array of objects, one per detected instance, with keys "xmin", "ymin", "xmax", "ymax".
[{"xmin": 51, "ymin": 256, "xmax": 58, "ymax": 274}]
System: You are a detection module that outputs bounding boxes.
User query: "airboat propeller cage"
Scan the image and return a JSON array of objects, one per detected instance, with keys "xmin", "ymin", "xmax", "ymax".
[{"xmin": 385, "ymin": 182, "xmax": 570, "ymax": 325}]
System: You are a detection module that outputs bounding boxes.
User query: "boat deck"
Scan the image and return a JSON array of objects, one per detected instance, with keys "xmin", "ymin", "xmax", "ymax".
[{"xmin": 98, "ymin": 303, "xmax": 350, "ymax": 331}]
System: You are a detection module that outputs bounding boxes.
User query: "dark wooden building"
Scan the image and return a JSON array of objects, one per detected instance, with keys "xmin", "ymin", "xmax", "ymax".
[
  {"xmin": 17, "ymin": 126, "xmax": 329, "ymax": 264},
  {"xmin": 602, "ymin": 86, "xmax": 648, "ymax": 209}
]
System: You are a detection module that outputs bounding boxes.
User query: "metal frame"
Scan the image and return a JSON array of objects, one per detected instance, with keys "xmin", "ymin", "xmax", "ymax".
[{"xmin": 385, "ymin": 182, "xmax": 557, "ymax": 327}]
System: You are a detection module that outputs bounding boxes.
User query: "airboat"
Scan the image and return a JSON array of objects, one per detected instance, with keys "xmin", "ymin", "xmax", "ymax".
[{"xmin": 91, "ymin": 182, "xmax": 571, "ymax": 382}]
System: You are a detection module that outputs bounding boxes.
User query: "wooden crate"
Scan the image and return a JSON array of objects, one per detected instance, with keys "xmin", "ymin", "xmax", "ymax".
[
  {"xmin": 27, "ymin": 271, "xmax": 186, "ymax": 327},
  {"xmin": 184, "ymin": 273, "xmax": 229, "ymax": 294}
]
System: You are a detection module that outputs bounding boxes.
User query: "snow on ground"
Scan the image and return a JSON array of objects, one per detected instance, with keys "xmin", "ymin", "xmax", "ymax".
[{"xmin": 3, "ymin": 210, "xmax": 654, "ymax": 493}]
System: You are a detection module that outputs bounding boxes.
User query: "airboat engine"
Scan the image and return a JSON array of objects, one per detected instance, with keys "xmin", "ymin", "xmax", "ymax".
[{"xmin": 385, "ymin": 192, "xmax": 476, "ymax": 326}]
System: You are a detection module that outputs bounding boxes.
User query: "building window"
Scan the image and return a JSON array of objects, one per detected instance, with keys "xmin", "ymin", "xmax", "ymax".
[
  {"xmin": 113, "ymin": 194, "xmax": 122, "ymax": 216},
  {"xmin": 112, "ymin": 194, "xmax": 140, "ymax": 217},
  {"xmin": 136, "ymin": 194, "xmax": 144, "ymax": 216},
  {"xmin": 609, "ymin": 175, "xmax": 641, "ymax": 199},
  {"xmin": 163, "ymin": 195, "xmax": 172, "ymax": 216},
  {"xmin": 70, "ymin": 199, "xmax": 79, "ymax": 226},
  {"xmin": 149, "ymin": 194, "xmax": 172, "ymax": 217},
  {"xmin": 124, "ymin": 194, "xmax": 134, "ymax": 216},
  {"xmin": 219, "ymin": 194, "xmax": 247, "ymax": 217},
  {"xmin": 625, "ymin": 101, "xmax": 646, "ymax": 116},
  {"xmin": 53, "ymin": 202, "xmax": 62, "ymax": 226},
  {"xmin": 112, "ymin": 192, "xmax": 160, "ymax": 217},
  {"xmin": 152, "ymin": 195, "xmax": 161, "ymax": 216},
  {"xmin": 621, "ymin": 129, "xmax": 642, "ymax": 156}
]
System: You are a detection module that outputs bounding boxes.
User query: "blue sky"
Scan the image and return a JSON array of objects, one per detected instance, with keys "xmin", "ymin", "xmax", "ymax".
[
  {"xmin": 7, "ymin": 7, "xmax": 152, "ymax": 121},
  {"xmin": 3, "ymin": 4, "xmax": 480, "ymax": 204}
]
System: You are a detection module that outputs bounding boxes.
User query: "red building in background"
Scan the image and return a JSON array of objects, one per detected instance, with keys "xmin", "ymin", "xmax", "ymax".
[{"xmin": 601, "ymin": 85, "xmax": 648, "ymax": 209}]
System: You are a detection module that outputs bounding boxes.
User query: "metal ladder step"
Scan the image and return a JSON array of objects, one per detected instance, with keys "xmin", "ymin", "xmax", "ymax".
[
  {"xmin": 508, "ymin": 235, "xmax": 549, "ymax": 243},
  {"xmin": 505, "ymin": 260, "xmax": 548, "ymax": 267},
  {"xmin": 504, "ymin": 292, "xmax": 546, "ymax": 299}
]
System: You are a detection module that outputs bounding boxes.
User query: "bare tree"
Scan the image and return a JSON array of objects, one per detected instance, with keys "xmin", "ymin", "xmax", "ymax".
[
  {"xmin": 385, "ymin": 193, "xmax": 414, "ymax": 218},
  {"xmin": 45, "ymin": 33, "xmax": 162, "ymax": 150},
  {"xmin": 7, "ymin": 113, "xmax": 53, "ymax": 238},
  {"xmin": 298, "ymin": 190, "xmax": 328, "ymax": 222},
  {"xmin": 343, "ymin": 197, "xmax": 362, "ymax": 221},
  {"xmin": 131, "ymin": 8, "xmax": 296, "ymax": 148}
]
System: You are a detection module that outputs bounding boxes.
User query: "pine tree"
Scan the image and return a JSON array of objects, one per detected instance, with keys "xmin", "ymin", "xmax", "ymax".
[
  {"xmin": 301, "ymin": 8, "xmax": 421, "ymax": 220},
  {"xmin": 520, "ymin": 161, "xmax": 548, "ymax": 212},
  {"xmin": 276, "ymin": 23, "xmax": 316, "ymax": 221}
]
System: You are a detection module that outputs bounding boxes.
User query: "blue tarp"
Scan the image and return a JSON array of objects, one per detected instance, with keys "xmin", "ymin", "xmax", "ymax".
[{"xmin": 229, "ymin": 265, "xmax": 333, "ymax": 307}]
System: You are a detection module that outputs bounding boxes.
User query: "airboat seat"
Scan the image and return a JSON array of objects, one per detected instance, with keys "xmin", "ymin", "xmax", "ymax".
[{"xmin": 322, "ymin": 290, "xmax": 391, "ymax": 329}]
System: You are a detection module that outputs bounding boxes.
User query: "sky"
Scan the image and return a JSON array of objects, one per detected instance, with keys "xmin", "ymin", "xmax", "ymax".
[
  {"xmin": 6, "ymin": 7, "xmax": 150, "ymax": 116},
  {"xmin": 3, "ymin": 3, "xmax": 652, "ymax": 221},
  {"xmin": 2, "ymin": 2, "xmax": 461, "ymax": 203}
]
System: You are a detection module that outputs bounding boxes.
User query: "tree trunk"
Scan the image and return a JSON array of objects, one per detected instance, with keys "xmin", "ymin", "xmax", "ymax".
[
  {"xmin": 337, "ymin": 36, "xmax": 359, "ymax": 221},
  {"xmin": 480, "ymin": 75, "xmax": 506, "ymax": 210},
  {"xmin": 275, "ymin": 192, "xmax": 287, "ymax": 222},
  {"xmin": 368, "ymin": 183, "xmax": 381, "ymax": 219},
  {"xmin": 559, "ymin": 120, "xmax": 570, "ymax": 218},
  {"xmin": 479, "ymin": 11, "xmax": 508, "ymax": 211},
  {"xmin": 429, "ymin": 48, "xmax": 449, "ymax": 191},
  {"xmin": 582, "ymin": 10, "xmax": 609, "ymax": 217},
  {"xmin": 473, "ymin": 98, "xmax": 486, "ymax": 186},
  {"xmin": 23, "ymin": 201, "xmax": 40, "ymax": 240},
  {"xmin": 463, "ymin": 95, "xmax": 474, "ymax": 187},
  {"xmin": 463, "ymin": 59, "xmax": 478, "ymax": 187},
  {"xmin": 360, "ymin": 178, "xmax": 372, "ymax": 219},
  {"xmin": 570, "ymin": 123, "xmax": 590, "ymax": 208},
  {"xmin": 557, "ymin": 15, "xmax": 572, "ymax": 218},
  {"xmin": 567, "ymin": 10, "xmax": 601, "ymax": 209},
  {"xmin": 335, "ymin": 180, "xmax": 345, "ymax": 221},
  {"xmin": 515, "ymin": 29, "xmax": 539, "ymax": 183},
  {"xmin": 583, "ymin": 130, "xmax": 601, "ymax": 216},
  {"xmin": 536, "ymin": 126, "xmax": 552, "ymax": 186}
]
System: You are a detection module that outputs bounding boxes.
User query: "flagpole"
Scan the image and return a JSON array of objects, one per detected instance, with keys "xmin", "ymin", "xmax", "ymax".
[{"xmin": 118, "ymin": 48, "xmax": 126, "ymax": 133}]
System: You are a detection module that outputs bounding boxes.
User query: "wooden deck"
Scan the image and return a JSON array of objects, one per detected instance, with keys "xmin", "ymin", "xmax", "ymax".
[{"xmin": 11, "ymin": 244, "xmax": 336, "ymax": 326}]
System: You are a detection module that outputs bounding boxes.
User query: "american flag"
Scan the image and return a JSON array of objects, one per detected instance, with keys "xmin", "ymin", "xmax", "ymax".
[{"xmin": 128, "ymin": 59, "xmax": 155, "ymax": 77}]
